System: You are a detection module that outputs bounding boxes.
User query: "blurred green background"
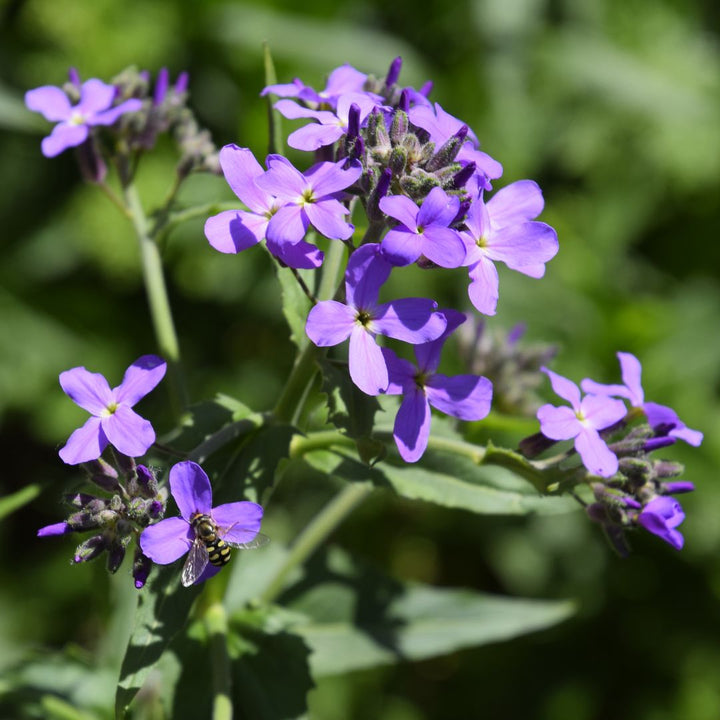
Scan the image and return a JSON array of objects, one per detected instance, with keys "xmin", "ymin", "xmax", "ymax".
[{"xmin": 1, "ymin": 0, "xmax": 719, "ymax": 718}]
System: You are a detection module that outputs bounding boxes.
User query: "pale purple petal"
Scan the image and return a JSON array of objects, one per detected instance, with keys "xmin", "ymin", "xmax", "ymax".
[
  {"xmin": 76, "ymin": 79, "xmax": 116, "ymax": 115},
  {"xmin": 306, "ymin": 301, "xmax": 355, "ymax": 346},
  {"xmin": 580, "ymin": 394, "xmax": 627, "ymax": 431},
  {"xmin": 273, "ymin": 100, "xmax": 328, "ymax": 121},
  {"xmin": 420, "ymin": 226, "xmax": 466, "ymax": 268},
  {"xmin": 541, "ymin": 368, "xmax": 581, "ymax": 410},
  {"xmin": 256, "ymin": 155, "xmax": 307, "ymax": 200},
  {"xmin": 102, "ymin": 405, "xmax": 155, "ymax": 457},
  {"xmin": 218, "ymin": 145, "xmax": 272, "ymax": 212},
  {"xmin": 383, "ymin": 348, "xmax": 416, "ymax": 395},
  {"xmin": 60, "ymin": 367, "xmax": 113, "ymax": 415},
  {"xmin": 484, "ymin": 222, "xmax": 558, "ymax": 272},
  {"xmin": 269, "ymin": 236, "xmax": 324, "ymax": 269},
  {"xmin": 38, "ymin": 521, "xmax": 73, "ymax": 537},
  {"xmin": 261, "ymin": 80, "xmax": 303, "ymax": 97},
  {"xmin": 617, "ymin": 352, "xmax": 645, "ymax": 406},
  {"xmin": 114, "ymin": 354, "xmax": 167, "ymax": 406},
  {"xmin": 417, "ymin": 187, "xmax": 460, "ymax": 228},
  {"xmin": 414, "ymin": 309, "xmax": 466, "ymax": 373},
  {"xmin": 426, "ymin": 374, "xmax": 493, "ymax": 420},
  {"xmin": 92, "ymin": 98, "xmax": 142, "ymax": 126},
  {"xmin": 204, "ymin": 210, "xmax": 265, "ymax": 253},
  {"xmin": 304, "ymin": 199, "xmax": 354, "ymax": 240},
  {"xmin": 575, "ymin": 427, "xmax": 618, "ymax": 477},
  {"xmin": 287, "ymin": 123, "xmax": 345, "ymax": 151},
  {"xmin": 380, "ymin": 228, "xmax": 421, "ymax": 267},
  {"xmin": 374, "ymin": 299, "xmax": 446, "ymax": 343},
  {"xmin": 266, "ymin": 205, "xmax": 308, "ymax": 245},
  {"xmin": 379, "ymin": 194, "xmax": 419, "ymax": 231},
  {"xmin": 487, "ymin": 180, "xmax": 544, "ymax": 227},
  {"xmin": 462, "ymin": 196, "xmax": 490, "ymax": 244},
  {"xmin": 140, "ymin": 517, "xmax": 193, "ymax": 564},
  {"xmin": 323, "ymin": 65, "xmax": 368, "ymax": 99},
  {"xmin": 169, "ymin": 461, "xmax": 213, "ymax": 520},
  {"xmin": 393, "ymin": 387, "xmax": 431, "ymax": 463},
  {"xmin": 307, "ymin": 160, "xmax": 362, "ymax": 197},
  {"xmin": 537, "ymin": 404, "xmax": 580, "ymax": 441},
  {"xmin": 59, "ymin": 417, "xmax": 107, "ymax": 464},
  {"xmin": 345, "ymin": 244, "xmax": 391, "ymax": 308},
  {"xmin": 348, "ymin": 327, "xmax": 388, "ymax": 395},
  {"xmin": 458, "ymin": 146, "xmax": 503, "ymax": 184},
  {"xmin": 637, "ymin": 497, "xmax": 685, "ymax": 550},
  {"xmin": 580, "ymin": 378, "xmax": 632, "ymax": 400},
  {"xmin": 25, "ymin": 86, "xmax": 72, "ymax": 121},
  {"xmin": 644, "ymin": 402, "xmax": 703, "ymax": 446},
  {"xmin": 467, "ymin": 256, "xmax": 499, "ymax": 316},
  {"xmin": 41, "ymin": 123, "xmax": 89, "ymax": 157},
  {"xmin": 212, "ymin": 501, "xmax": 264, "ymax": 543}
]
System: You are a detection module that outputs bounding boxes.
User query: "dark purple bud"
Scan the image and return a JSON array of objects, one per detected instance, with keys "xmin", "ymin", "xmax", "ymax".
[
  {"xmin": 366, "ymin": 168, "xmax": 393, "ymax": 223},
  {"xmin": 107, "ymin": 542, "xmax": 127, "ymax": 574},
  {"xmin": 507, "ymin": 323, "xmax": 526, "ymax": 345},
  {"xmin": 68, "ymin": 68, "xmax": 81, "ymax": 87},
  {"xmin": 64, "ymin": 493, "xmax": 101, "ymax": 509},
  {"xmin": 399, "ymin": 89, "xmax": 410, "ymax": 113},
  {"xmin": 135, "ymin": 464, "xmax": 159, "ymax": 497},
  {"xmin": 139, "ymin": 70, "xmax": 151, "ymax": 85},
  {"xmin": 426, "ymin": 126, "xmax": 468, "ymax": 171},
  {"xmin": 174, "ymin": 72, "xmax": 189, "ymax": 94},
  {"xmin": 663, "ymin": 481, "xmax": 695, "ymax": 494},
  {"xmin": 133, "ymin": 550, "xmax": 152, "ymax": 589},
  {"xmin": 148, "ymin": 500, "xmax": 164, "ymax": 519},
  {"xmin": 114, "ymin": 452, "xmax": 137, "ymax": 476},
  {"xmin": 347, "ymin": 103, "xmax": 361, "ymax": 140},
  {"xmin": 73, "ymin": 535, "xmax": 106, "ymax": 564},
  {"xmin": 385, "ymin": 57, "xmax": 403, "ymax": 87},
  {"xmin": 84, "ymin": 459, "xmax": 120, "ymax": 492},
  {"xmin": 451, "ymin": 162, "xmax": 476, "ymax": 191},
  {"xmin": 619, "ymin": 495, "xmax": 642, "ymax": 509},
  {"xmin": 37, "ymin": 522, "xmax": 72, "ymax": 538},
  {"xmin": 644, "ymin": 436, "xmax": 676, "ymax": 452},
  {"xmin": 586, "ymin": 502, "xmax": 608, "ymax": 523},
  {"xmin": 518, "ymin": 431, "xmax": 557, "ymax": 458},
  {"xmin": 419, "ymin": 81, "xmax": 433, "ymax": 98},
  {"xmin": 75, "ymin": 137, "xmax": 107, "ymax": 185},
  {"xmin": 154, "ymin": 68, "xmax": 169, "ymax": 105},
  {"xmin": 652, "ymin": 460, "xmax": 685, "ymax": 479}
]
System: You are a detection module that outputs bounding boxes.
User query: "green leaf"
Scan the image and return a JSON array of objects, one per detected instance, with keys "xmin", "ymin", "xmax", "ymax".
[
  {"xmin": 0, "ymin": 484, "xmax": 41, "ymax": 522},
  {"xmin": 115, "ymin": 566, "xmax": 202, "ymax": 719},
  {"xmin": 273, "ymin": 261, "xmax": 313, "ymax": 353},
  {"xmin": 286, "ymin": 548, "xmax": 575, "ymax": 676}
]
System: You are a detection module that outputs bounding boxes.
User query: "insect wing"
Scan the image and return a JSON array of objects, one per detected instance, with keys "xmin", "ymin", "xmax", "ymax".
[
  {"xmin": 224, "ymin": 531, "xmax": 271, "ymax": 551},
  {"xmin": 181, "ymin": 538, "xmax": 210, "ymax": 587}
]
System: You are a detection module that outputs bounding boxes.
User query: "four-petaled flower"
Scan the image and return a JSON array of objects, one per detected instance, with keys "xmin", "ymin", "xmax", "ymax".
[
  {"xmin": 25, "ymin": 78, "xmax": 142, "ymax": 158},
  {"xmin": 382, "ymin": 309, "xmax": 493, "ymax": 462},
  {"xmin": 460, "ymin": 181, "xmax": 559, "ymax": 316},
  {"xmin": 305, "ymin": 244, "xmax": 447, "ymax": 395},
  {"xmin": 637, "ymin": 496, "xmax": 686, "ymax": 550},
  {"xmin": 537, "ymin": 367, "xmax": 627, "ymax": 477},
  {"xmin": 59, "ymin": 355, "xmax": 167, "ymax": 465},
  {"xmin": 140, "ymin": 461, "xmax": 264, "ymax": 585},
  {"xmin": 580, "ymin": 351, "xmax": 703, "ymax": 447}
]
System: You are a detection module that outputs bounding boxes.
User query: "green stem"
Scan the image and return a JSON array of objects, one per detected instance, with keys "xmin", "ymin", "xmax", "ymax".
[
  {"xmin": 260, "ymin": 482, "xmax": 372, "ymax": 605},
  {"xmin": 205, "ymin": 602, "xmax": 233, "ymax": 720},
  {"xmin": 122, "ymin": 182, "xmax": 188, "ymax": 417}
]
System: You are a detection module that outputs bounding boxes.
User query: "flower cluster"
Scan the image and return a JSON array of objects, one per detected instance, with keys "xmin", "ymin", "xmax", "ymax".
[
  {"xmin": 524, "ymin": 352, "xmax": 703, "ymax": 552},
  {"xmin": 205, "ymin": 57, "xmax": 560, "ymax": 461}
]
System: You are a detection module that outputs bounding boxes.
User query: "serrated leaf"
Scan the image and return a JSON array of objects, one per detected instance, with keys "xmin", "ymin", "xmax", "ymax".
[{"xmin": 115, "ymin": 566, "xmax": 202, "ymax": 719}]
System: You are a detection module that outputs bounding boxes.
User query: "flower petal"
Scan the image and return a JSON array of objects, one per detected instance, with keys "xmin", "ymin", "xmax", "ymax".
[
  {"xmin": 60, "ymin": 366, "xmax": 114, "ymax": 415},
  {"xmin": 616, "ymin": 352, "xmax": 644, "ymax": 406},
  {"xmin": 114, "ymin": 355, "xmax": 167, "ymax": 406},
  {"xmin": 541, "ymin": 367, "xmax": 581, "ymax": 410},
  {"xmin": 212, "ymin": 501, "xmax": 264, "ymax": 543},
  {"xmin": 307, "ymin": 159, "xmax": 362, "ymax": 197},
  {"xmin": 304, "ymin": 199, "xmax": 354, "ymax": 240},
  {"xmin": 379, "ymin": 194, "xmax": 419, "ymax": 231},
  {"xmin": 268, "ymin": 236, "xmax": 324, "ymax": 269},
  {"xmin": 218, "ymin": 145, "xmax": 271, "ymax": 212},
  {"xmin": 467, "ymin": 256, "xmax": 499, "ymax": 316},
  {"xmin": 25, "ymin": 86, "xmax": 72, "ymax": 121},
  {"xmin": 420, "ymin": 226, "xmax": 466, "ymax": 268},
  {"xmin": 413, "ymin": 309, "xmax": 466, "ymax": 374},
  {"xmin": 485, "ymin": 222, "xmax": 558, "ymax": 272},
  {"xmin": 140, "ymin": 517, "xmax": 193, "ymax": 564},
  {"xmin": 487, "ymin": 180, "xmax": 544, "ymax": 226},
  {"xmin": 204, "ymin": 209, "xmax": 265, "ymax": 254},
  {"xmin": 644, "ymin": 402, "xmax": 703, "ymax": 446},
  {"xmin": 345, "ymin": 244, "xmax": 391, "ymax": 308},
  {"xmin": 102, "ymin": 405, "xmax": 155, "ymax": 457},
  {"xmin": 580, "ymin": 394, "xmax": 627, "ymax": 431},
  {"xmin": 169, "ymin": 461, "xmax": 213, "ymax": 520},
  {"xmin": 256, "ymin": 154, "xmax": 306, "ymax": 200},
  {"xmin": 380, "ymin": 228, "xmax": 421, "ymax": 267},
  {"xmin": 305, "ymin": 300, "xmax": 355, "ymax": 346},
  {"xmin": 77, "ymin": 79, "xmax": 116, "ymax": 115},
  {"xmin": 417, "ymin": 187, "xmax": 459, "ymax": 228},
  {"xmin": 266, "ymin": 204, "xmax": 308, "ymax": 245},
  {"xmin": 59, "ymin": 416, "xmax": 108, "ymax": 465},
  {"xmin": 287, "ymin": 123, "xmax": 345, "ymax": 151},
  {"xmin": 575, "ymin": 427, "xmax": 618, "ymax": 477},
  {"xmin": 92, "ymin": 98, "xmax": 142, "ymax": 125},
  {"xmin": 637, "ymin": 497, "xmax": 685, "ymax": 550},
  {"xmin": 393, "ymin": 386, "xmax": 431, "ymax": 463},
  {"xmin": 426, "ymin": 374, "xmax": 493, "ymax": 421},
  {"xmin": 41, "ymin": 123, "xmax": 89, "ymax": 157},
  {"xmin": 374, "ymin": 299, "xmax": 446, "ymax": 344},
  {"xmin": 536, "ymin": 404, "xmax": 580, "ymax": 441},
  {"xmin": 348, "ymin": 327, "xmax": 388, "ymax": 395},
  {"xmin": 38, "ymin": 521, "xmax": 73, "ymax": 537}
]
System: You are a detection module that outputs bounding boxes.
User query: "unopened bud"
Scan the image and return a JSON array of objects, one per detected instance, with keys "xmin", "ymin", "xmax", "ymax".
[
  {"xmin": 518, "ymin": 431, "xmax": 557, "ymax": 458},
  {"xmin": 73, "ymin": 535, "xmax": 106, "ymax": 564}
]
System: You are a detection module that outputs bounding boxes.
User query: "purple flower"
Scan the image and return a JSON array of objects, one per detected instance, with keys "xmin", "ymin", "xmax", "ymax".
[
  {"xmin": 637, "ymin": 496, "xmax": 686, "ymax": 550},
  {"xmin": 25, "ymin": 78, "xmax": 142, "ymax": 158},
  {"xmin": 58, "ymin": 355, "xmax": 167, "ymax": 465},
  {"xmin": 139, "ymin": 461, "xmax": 264, "ymax": 586},
  {"xmin": 460, "ymin": 182, "xmax": 559, "ymax": 316},
  {"xmin": 204, "ymin": 145, "xmax": 323, "ymax": 269},
  {"xmin": 580, "ymin": 352, "xmax": 703, "ymax": 447},
  {"xmin": 274, "ymin": 92, "xmax": 381, "ymax": 151},
  {"xmin": 37, "ymin": 522, "xmax": 73, "ymax": 537},
  {"xmin": 261, "ymin": 64, "xmax": 375, "ymax": 108},
  {"xmin": 537, "ymin": 368, "xmax": 628, "ymax": 477},
  {"xmin": 254, "ymin": 155, "xmax": 362, "ymax": 249},
  {"xmin": 379, "ymin": 187, "xmax": 467, "ymax": 268},
  {"xmin": 305, "ymin": 244, "xmax": 447, "ymax": 395},
  {"xmin": 383, "ymin": 309, "xmax": 493, "ymax": 462}
]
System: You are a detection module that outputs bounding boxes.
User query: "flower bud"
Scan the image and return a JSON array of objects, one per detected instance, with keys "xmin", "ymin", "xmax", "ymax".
[
  {"xmin": 518, "ymin": 431, "xmax": 557, "ymax": 458},
  {"xmin": 390, "ymin": 109, "xmax": 409, "ymax": 144},
  {"xmin": 132, "ymin": 550, "xmax": 153, "ymax": 589},
  {"xmin": 84, "ymin": 459, "xmax": 120, "ymax": 492},
  {"xmin": 73, "ymin": 535, "xmax": 106, "ymax": 564},
  {"xmin": 662, "ymin": 480, "xmax": 695, "ymax": 494},
  {"xmin": 107, "ymin": 541, "xmax": 127, "ymax": 574},
  {"xmin": 425, "ymin": 126, "xmax": 467, "ymax": 172},
  {"xmin": 651, "ymin": 460, "xmax": 684, "ymax": 479},
  {"xmin": 385, "ymin": 57, "xmax": 402, "ymax": 88},
  {"xmin": 389, "ymin": 146, "xmax": 408, "ymax": 177}
]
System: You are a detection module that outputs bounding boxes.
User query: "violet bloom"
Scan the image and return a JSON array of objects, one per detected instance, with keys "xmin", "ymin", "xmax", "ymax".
[
  {"xmin": 261, "ymin": 64, "xmax": 377, "ymax": 109},
  {"xmin": 254, "ymin": 155, "xmax": 362, "ymax": 251},
  {"xmin": 204, "ymin": 145, "xmax": 323, "ymax": 269},
  {"xmin": 305, "ymin": 244, "xmax": 447, "ymax": 395},
  {"xmin": 460, "ymin": 181, "xmax": 559, "ymax": 315},
  {"xmin": 379, "ymin": 187, "xmax": 467, "ymax": 268},
  {"xmin": 140, "ymin": 461, "xmax": 264, "ymax": 586},
  {"xmin": 59, "ymin": 355, "xmax": 166, "ymax": 465},
  {"xmin": 580, "ymin": 352, "xmax": 703, "ymax": 447},
  {"xmin": 274, "ymin": 92, "xmax": 380, "ymax": 151},
  {"xmin": 383, "ymin": 309, "xmax": 493, "ymax": 462},
  {"xmin": 25, "ymin": 79, "xmax": 142, "ymax": 158},
  {"xmin": 637, "ymin": 496, "xmax": 686, "ymax": 550},
  {"xmin": 537, "ymin": 368, "xmax": 627, "ymax": 477}
]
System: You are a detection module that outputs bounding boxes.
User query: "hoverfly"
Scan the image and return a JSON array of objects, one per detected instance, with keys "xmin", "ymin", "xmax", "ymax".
[{"xmin": 181, "ymin": 512, "xmax": 269, "ymax": 587}]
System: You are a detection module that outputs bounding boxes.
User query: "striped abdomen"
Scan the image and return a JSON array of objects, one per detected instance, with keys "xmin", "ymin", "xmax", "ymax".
[{"xmin": 190, "ymin": 513, "xmax": 231, "ymax": 566}]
